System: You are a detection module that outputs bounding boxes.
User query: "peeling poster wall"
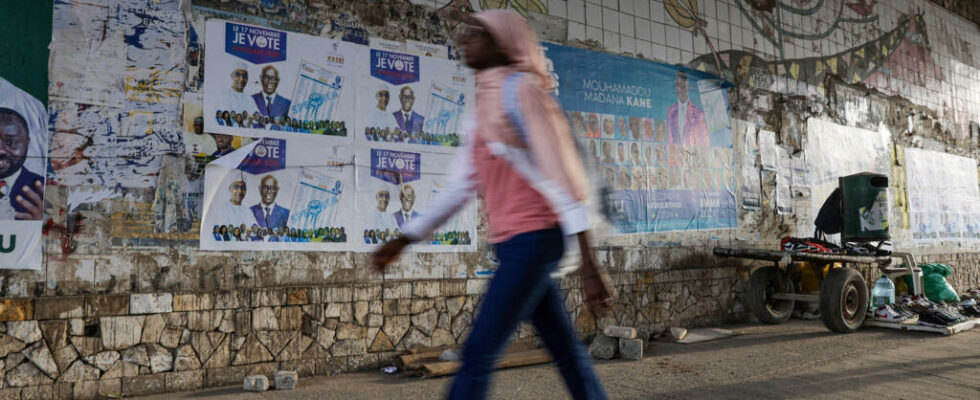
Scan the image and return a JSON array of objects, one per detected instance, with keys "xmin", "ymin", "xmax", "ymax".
[
  {"xmin": 0, "ymin": 1, "xmax": 976, "ymax": 397},
  {"xmin": 16, "ymin": 0, "xmax": 980, "ymax": 291}
]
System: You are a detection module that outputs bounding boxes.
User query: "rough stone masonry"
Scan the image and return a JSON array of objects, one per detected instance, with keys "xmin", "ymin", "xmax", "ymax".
[{"xmin": 1, "ymin": 0, "xmax": 979, "ymax": 399}]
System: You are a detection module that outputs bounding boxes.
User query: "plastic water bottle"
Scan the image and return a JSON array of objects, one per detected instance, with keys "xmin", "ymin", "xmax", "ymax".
[{"xmin": 871, "ymin": 275, "xmax": 895, "ymax": 309}]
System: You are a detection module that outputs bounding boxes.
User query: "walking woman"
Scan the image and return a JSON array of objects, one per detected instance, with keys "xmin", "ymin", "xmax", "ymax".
[{"xmin": 372, "ymin": 10, "xmax": 613, "ymax": 400}]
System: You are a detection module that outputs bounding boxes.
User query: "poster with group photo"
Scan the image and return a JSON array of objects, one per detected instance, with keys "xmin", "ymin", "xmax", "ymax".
[
  {"xmin": 356, "ymin": 48, "xmax": 473, "ymax": 153},
  {"xmin": 180, "ymin": 93, "xmax": 255, "ymax": 161},
  {"xmin": 353, "ymin": 147, "xmax": 477, "ymax": 253},
  {"xmin": 544, "ymin": 43, "xmax": 736, "ymax": 233},
  {"xmin": 203, "ymin": 19, "xmax": 363, "ymax": 139},
  {"xmin": 199, "ymin": 136, "xmax": 354, "ymax": 251},
  {"xmin": 0, "ymin": 78, "xmax": 47, "ymax": 270}
]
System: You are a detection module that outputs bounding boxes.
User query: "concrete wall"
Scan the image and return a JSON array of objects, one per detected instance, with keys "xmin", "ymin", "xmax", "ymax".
[{"xmin": 0, "ymin": 0, "xmax": 978, "ymax": 398}]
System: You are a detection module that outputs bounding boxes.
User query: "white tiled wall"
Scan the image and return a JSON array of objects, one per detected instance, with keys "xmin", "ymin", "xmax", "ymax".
[{"xmin": 543, "ymin": 0, "xmax": 980, "ymax": 136}]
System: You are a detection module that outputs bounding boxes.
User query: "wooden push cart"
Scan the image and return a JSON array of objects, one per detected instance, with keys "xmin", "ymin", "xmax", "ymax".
[{"xmin": 713, "ymin": 247, "xmax": 922, "ymax": 333}]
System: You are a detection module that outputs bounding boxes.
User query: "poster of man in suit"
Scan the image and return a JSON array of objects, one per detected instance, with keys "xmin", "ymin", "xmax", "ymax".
[
  {"xmin": 203, "ymin": 19, "xmax": 359, "ymax": 139},
  {"xmin": 250, "ymin": 175, "xmax": 290, "ymax": 229},
  {"xmin": 666, "ymin": 71, "xmax": 709, "ymax": 147},
  {"xmin": 357, "ymin": 47, "xmax": 473, "ymax": 151},
  {"xmin": 353, "ymin": 147, "xmax": 476, "ymax": 252},
  {"xmin": 252, "ymin": 66, "xmax": 291, "ymax": 119},
  {"xmin": 542, "ymin": 43, "xmax": 735, "ymax": 233},
  {"xmin": 0, "ymin": 77, "xmax": 47, "ymax": 270},
  {"xmin": 199, "ymin": 137, "xmax": 353, "ymax": 250},
  {"xmin": 393, "ymin": 86, "xmax": 424, "ymax": 133}
]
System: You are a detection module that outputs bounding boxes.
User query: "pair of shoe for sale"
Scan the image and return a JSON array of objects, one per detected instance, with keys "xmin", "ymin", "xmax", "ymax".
[
  {"xmin": 901, "ymin": 296, "xmax": 966, "ymax": 326},
  {"xmin": 891, "ymin": 302, "xmax": 922, "ymax": 323},
  {"xmin": 959, "ymin": 304, "xmax": 980, "ymax": 318},
  {"xmin": 872, "ymin": 304, "xmax": 918, "ymax": 324},
  {"xmin": 916, "ymin": 309, "xmax": 963, "ymax": 327},
  {"xmin": 963, "ymin": 289, "xmax": 980, "ymax": 302}
]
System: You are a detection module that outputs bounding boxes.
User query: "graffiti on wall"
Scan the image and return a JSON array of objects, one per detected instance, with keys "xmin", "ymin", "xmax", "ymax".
[
  {"xmin": 472, "ymin": 0, "xmax": 546, "ymax": 16},
  {"xmin": 686, "ymin": 11, "xmax": 942, "ymax": 95},
  {"xmin": 736, "ymin": 0, "xmax": 880, "ymax": 59},
  {"xmin": 664, "ymin": 0, "xmax": 726, "ymax": 74}
]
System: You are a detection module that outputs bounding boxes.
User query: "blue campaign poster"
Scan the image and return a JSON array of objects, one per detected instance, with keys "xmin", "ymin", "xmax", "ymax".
[{"xmin": 543, "ymin": 43, "xmax": 736, "ymax": 233}]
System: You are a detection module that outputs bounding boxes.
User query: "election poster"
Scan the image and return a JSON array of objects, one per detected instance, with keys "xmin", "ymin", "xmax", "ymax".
[
  {"xmin": 199, "ymin": 136, "xmax": 354, "ymax": 251},
  {"xmin": 356, "ymin": 48, "xmax": 473, "ymax": 153},
  {"xmin": 180, "ymin": 93, "xmax": 255, "ymax": 162},
  {"xmin": 203, "ymin": 19, "xmax": 363, "ymax": 139},
  {"xmin": 904, "ymin": 148, "xmax": 980, "ymax": 241},
  {"xmin": 406, "ymin": 40, "xmax": 450, "ymax": 59},
  {"xmin": 0, "ymin": 78, "xmax": 48, "ymax": 269},
  {"xmin": 353, "ymin": 147, "xmax": 477, "ymax": 253},
  {"xmin": 543, "ymin": 43, "xmax": 736, "ymax": 233}
]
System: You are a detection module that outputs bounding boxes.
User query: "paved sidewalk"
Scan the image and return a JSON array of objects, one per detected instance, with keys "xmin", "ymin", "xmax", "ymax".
[{"xmin": 139, "ymin": 320, "xmax": 980, "ymax": 399}]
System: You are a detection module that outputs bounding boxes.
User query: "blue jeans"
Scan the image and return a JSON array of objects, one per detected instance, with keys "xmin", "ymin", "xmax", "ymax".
[{"xmin": 448, "ymin": 227, "xmax": 608, "ymax": 400}]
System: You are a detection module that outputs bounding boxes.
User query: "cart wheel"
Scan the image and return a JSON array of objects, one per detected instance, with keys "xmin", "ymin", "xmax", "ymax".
[
  {"xmin": 746, "ymin": 266, "xmax": 795, "ymax": 324},
  {"xmin": 819, "ymin": 268, "xmax": 868, "ymax": 333}
]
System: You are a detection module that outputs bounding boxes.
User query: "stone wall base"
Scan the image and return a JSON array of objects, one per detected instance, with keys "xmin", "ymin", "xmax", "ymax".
[{"xmin": 0, "ymin": 268, "xmax": 741, "ymax": 399}]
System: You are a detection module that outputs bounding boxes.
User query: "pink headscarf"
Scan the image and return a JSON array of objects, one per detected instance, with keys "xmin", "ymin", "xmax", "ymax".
[
  {"xmin": 472, "ymin": 10, "xmax": 552, "ymax": 89},
  {"xmin": 469, "ymin": 10, "xmax": 590, "ymax": 202}
]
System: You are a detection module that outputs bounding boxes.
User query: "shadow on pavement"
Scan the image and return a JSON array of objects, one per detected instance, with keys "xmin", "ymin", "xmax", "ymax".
[{"xmin": 656, "ymin": 352, "xmax": 980, "ymax": 399}]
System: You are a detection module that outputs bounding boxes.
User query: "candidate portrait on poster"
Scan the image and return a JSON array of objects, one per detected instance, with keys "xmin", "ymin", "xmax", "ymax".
[
  {"xmin": 204, "ymin": 19, "xmax": 360, "ymax": 139},
  {"xmin": 0, "ymin": 77, "xmax": 48, "ymax": 270}
]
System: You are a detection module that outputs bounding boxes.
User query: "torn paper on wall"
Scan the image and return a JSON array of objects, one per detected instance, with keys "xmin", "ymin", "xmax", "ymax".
[
  {"xmin": 120, "ymin": 0, "xmax": 186, "ymax": 104},
  {"xmin": 49, "ymin": 0, "xmax": 128, "ymax": 106},
  {"xmin": 776, "ymin": 145, "xmax": 793, "ymax": 215},
  {"xmin": 758, "ymin": 129, "xmax": 777, "ymax": 171},
  {"xmin": 735, "ymin": 121, "xmax": 761, "ymax": 210},
  {"xmin": 184, "ymin": 12, "xmax": 206, "ymax": 92},
  {"xmin": 49, "ymin": 102, "xmax": 123, "ymax": 187},
  {"xmin": 791, "ymin": 152, "xmax": 809, "ymax": 196},
  {"xmin": 905, "ymin": 148, "xmax": 980, "ymax": 241},
  {"xmin": 49, "ymin": 101, "xmax": 183, "ymax": 188},
  {"xmin": 67, "ymin": 187, "xmax": 118, "ymax": 212},
  {"xmin": 891, "ymin": 145, "xmax": 910, "ymax": 230},
  {"xmin": 151, "ymin": 155, "xmax": 198, "ymax": 234},
  {"xmin": 116, "ymin": 102, "xmax": 184, "ymax": 187}
]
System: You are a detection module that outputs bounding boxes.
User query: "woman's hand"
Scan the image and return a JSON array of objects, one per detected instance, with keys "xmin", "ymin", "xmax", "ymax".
[
  {"xmin": 580, "ymin": 257, "xmax": 615, "ymax": 316},
  {"xmin": 576, "ymin": 231, "xmax": 615, "ymax": 316},
  {"xmin": 372, "ymin": 236, "xmax": 411, "ymax": 273}
]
